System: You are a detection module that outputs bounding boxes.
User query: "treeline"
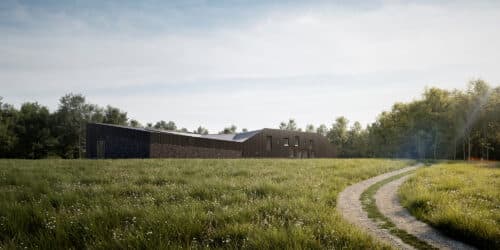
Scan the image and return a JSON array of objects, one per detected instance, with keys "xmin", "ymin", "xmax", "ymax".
[
  {"xmin": 1, "ymin": 80, "xmax": 498, "ymax": 159},
  {"xmin": 0, "ymin": 94, "xmax": 211, "ymax": 159},
  {"xmin": 321, "ymin": 80, "xmax": 498, "ymax": 160}
]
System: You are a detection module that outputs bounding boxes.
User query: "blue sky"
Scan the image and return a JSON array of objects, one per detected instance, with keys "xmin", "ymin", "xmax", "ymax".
[{"xmin": 1, "ymin": 0, "xmax": 500, "ymax": 132}]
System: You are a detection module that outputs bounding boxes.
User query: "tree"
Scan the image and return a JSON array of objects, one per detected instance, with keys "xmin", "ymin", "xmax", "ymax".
[
  {"xmin": 103, "ymin": 105, "xmax": 128, "ymax": 125},
  {"xmin": 194, "ymin": 126, "xmax": 209, "ymax": 135},
  {"xmin": 14, "ymin": 102, "xmax": 55, "ymax": 159},
  {"xmin": 279, "ymin": 119, "xmax": 299, "ymax": 131},
  {"xmin": 153, "ymin": 120, "xmax": 177, "ymax": 131},
  {"xmin": 305, "ymin": 124, "xmax": 315, "ymax": 133},
  {"xmin": 344, "ymin": 121, "xmax": 367, "ymax": 157},
  {"xmin": 328, "ymin": 117, "xmax": 349, "ymax": 157},
  {"xmin": 129, "ymin": 119, "xmax": 142, "ymax": 128},
  {"xmin": 316, "ymin": 124, "xmax": 328, "ymax": 136},
  {"xmin": 241, "ymin": 128, "xmax": 248, "ymax": 132},
  {"xmin": 0, "ymin": 97, "xmax": 19, "ymax": 157},
  {"xmin": 220, "ymin": 125, "xmax": 237, "ymax": 134},
  {"xmin": 53, "ymin": 94, "xmax": 99, "ymax": 159}
]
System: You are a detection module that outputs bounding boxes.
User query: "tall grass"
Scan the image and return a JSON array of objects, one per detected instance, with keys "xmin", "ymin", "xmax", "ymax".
[
  {"xmin": 0, "ymin": 159, "xmax": 411, "ymax": 249},
  {"xmin": 399, "ymin": 163, "xmax": 500, "ymax": 249}
]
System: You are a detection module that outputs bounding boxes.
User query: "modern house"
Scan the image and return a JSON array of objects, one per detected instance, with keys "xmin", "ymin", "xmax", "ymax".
[{"xmin": 86, "ymin": 123, "xmax": 335, "ymax": 158}]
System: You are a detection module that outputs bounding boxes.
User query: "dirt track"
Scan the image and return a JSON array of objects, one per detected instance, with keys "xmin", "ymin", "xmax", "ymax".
[
  {"xmin": 337, "ymin": 164, "xmax": 476, "ymax": 250},
  {"xmin": 337, "ymin": 166, "xmax": 419, "ymax": 249},
  {"xmin": 375, "ymin": 174, "xmax": 476, "ymax": 250}
]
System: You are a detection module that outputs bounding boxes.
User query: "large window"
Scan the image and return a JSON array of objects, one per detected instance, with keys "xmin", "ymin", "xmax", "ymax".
[
  {"xmin": 283, "ymin": 138, "xmax": 289, "ymax": 147},
  {"xmin": 294, "ymin": 136, "xmax": 299, "ymax": 147},
  {"xmin": 266, "ymin": 136, "xmax": 272, "ymax": 151}
]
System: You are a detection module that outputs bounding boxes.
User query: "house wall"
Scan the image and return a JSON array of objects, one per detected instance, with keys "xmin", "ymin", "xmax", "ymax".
[
  {"xmin": 86, "ymin": 123, "xmax": 335, "ymax": 159},
  {"xmin": 149, "ymin": 132, "xmax": 241, "ymax": 158},
  {"xmin": 242, "ymin": 129, "xmax": 335, "ymax": 158},
  {"xmin": 150, "ymin": 144, "xmax": 241, "ymax": 158},
  {"xmin": 86, "ymin": 123, "xmax": 150, "ymax": 159}
]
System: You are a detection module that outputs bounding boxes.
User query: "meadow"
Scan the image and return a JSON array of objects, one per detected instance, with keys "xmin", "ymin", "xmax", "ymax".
[
  {"xmin": 399, "ymin": 162, "xmax": 500, "ymax": 249},
  {"xmin": 0, "ymin": 159, "xmax": 412, "ymax": 249}
]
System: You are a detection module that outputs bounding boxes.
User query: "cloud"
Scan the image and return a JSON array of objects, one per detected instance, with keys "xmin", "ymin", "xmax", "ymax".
[{"xmin": 1, "ymin": 1, "xmax": 499, "ymax": 131}]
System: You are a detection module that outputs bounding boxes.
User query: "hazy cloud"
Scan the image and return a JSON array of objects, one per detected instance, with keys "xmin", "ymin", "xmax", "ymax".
[{"xmin": 1, "ymin": 1, "xmax": 499, "ymax": 131}]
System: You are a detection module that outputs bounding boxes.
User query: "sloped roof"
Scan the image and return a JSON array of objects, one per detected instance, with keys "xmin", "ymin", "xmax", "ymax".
[{"xmin": 90, "ymin": 123, "xmax": 261, "ymax": 142}]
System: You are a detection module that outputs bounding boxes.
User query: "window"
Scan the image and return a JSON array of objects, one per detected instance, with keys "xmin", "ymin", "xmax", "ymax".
[
  {"xmin": 309, "ymin": 140, "xmax": 314, "ymax": 150},
  {"xmin": 283, "ymin": 138, "xmax": 289, "ymax": 146},
  {"xmin": 266, "ymin": 136, "xmax": 272, "ymax": 152},
  {"xmin": 294, "ymin": 136, "xmax": 299, "ymax": 147}
]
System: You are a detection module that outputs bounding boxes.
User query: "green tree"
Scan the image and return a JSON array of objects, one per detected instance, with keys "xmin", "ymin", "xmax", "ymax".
[
  {"xmin": 129, "ymin": 119, "xmax": 142, "ymax": 128},
  {"xmin": 153, "ymin": 120, "xmax": 177, "ymax": 130},
  {"xmin": 14, "ymin": 102, "xmax": 55, "ymax": 159},
  {"xmin": 220, "ymin": 125, "xmax": 237, "ymax": 134},
  {"xmin": 53, "ymin": 94, "xmax": 100, "ymax": 158},
  {"xmin": 194, "ymin": 126, "xmax": 209, "ymax": 135},
  {"xmin": 0, "ymin": 98, "xmax": 19, "ymax": 157},
  {"xmin": 279, "ymin": 119, "xmax": 299, "ymax": 131},
  {"xmin": 328, "ymin": 117, "xmax": 349, "ymax": 156},
  {"xmin": 103, "ymin": 106, "xmax": 128, "ymax": 125},
  {"xmin": 316, "ymin": 124, "xmax": 328, "ymax": 136},
  {"xmin": 305, "ymin": 124, "xmax": 315, "ymax": 133}
]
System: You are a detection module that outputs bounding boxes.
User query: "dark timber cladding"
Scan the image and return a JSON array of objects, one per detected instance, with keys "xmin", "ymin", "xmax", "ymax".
[{"xmin": 86, "ymin": 123, "xmax": 335, "ymax": 159}]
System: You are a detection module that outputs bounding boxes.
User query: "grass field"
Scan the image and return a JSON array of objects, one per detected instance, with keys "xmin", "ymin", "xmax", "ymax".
[
  {"xmin": 399, "ymin": 163, "xmax": 500, "ymax": 249},
  {"xmin": 0, "ymin": 159, "xmax": 412, "ymax": 249}
]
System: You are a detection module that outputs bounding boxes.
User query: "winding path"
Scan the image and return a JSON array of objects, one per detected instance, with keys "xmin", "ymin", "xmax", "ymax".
[
  {"xmin": 337, "ymin": 164, "xmax": 476, "ymax": 249},
  {"xmin": 375, "ymin": 174, "xmax": 476, "ymax": 250},
  {"xmin": 337, "ymin": 166, "xmax": 420, "ymax": 250}
]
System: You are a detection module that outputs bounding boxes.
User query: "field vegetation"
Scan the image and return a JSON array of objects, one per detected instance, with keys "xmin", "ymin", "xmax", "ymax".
[
  {"xmin": 399, "ymin": 163, "xmax": 500, "ymax": 249},
  {"xmin": 0, "ymin": 159, "xmax": 412, "ymax": 249}
]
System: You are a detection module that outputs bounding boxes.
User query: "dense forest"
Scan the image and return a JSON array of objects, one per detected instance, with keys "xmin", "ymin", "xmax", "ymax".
[{"xmin": 0, "ymin": 80, "xmax": 498, "ymax": 160}]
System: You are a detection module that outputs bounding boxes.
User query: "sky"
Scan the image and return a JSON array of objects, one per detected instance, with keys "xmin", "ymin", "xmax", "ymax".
[{"xmin": 1, "ymin": 0, "xmax": 500, "ymax": 133}]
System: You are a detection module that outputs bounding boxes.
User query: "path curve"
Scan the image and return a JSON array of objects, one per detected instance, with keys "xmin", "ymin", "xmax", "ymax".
[
  {"xmin": 337, "ymin": 165, "xmax": 420, "ymax": 250},
  {"xmin": 375, "ymin": 174, "xmax": 476, "ymax": 250}
]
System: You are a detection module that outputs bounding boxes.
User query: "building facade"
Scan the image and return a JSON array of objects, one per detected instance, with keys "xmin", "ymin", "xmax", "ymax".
[{"xmin": 86, "ymin": 123, "xmax": 335, "ymax": 158}]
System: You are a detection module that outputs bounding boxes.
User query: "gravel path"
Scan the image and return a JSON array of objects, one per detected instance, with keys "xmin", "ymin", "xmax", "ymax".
[
  {"xmin": 337, "ymin": 165, "xmax": 420, "ymax": 250},
  {"xmin": 375, "ymin": 174, "xmax": 476, "ymax": 250}
]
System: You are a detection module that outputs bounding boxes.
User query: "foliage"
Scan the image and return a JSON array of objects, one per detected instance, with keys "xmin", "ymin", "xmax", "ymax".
[
  {"xmin": 0, "ymin": 98, "xmax": 18, "ymax": 158},
  {"xmin": 0, "ymin": 159, "xmax": 410, "ymax": 249},
  {"xmin": 327, "ymin": 117, "xmax": 349, "ymax": 156},
  {"xmin": 152, "ymin": 120, "xmax": 177, "ymax": 131},
  {"xmin": 279, "ymin": 119, "xmax": 300, "ymax": 131},
  {"xmin": 314, "ymin": 80, "xmax": 499, "ymax": 160},
  {"xmin": 14, "ymin": 102, "xmax": 55, "ymax": 159},
  {"xmin": 305, "ymin": 124, "xmax": 315, "ymax": 133},
  {"xmin": 194, "ymin": 126, "xmax": 209, "ymax": 135},
  {"xmin": 219, "ymin": 125, "xmax": 237, "ymax": 134},
  {"xmin": 316, "ymin": 124, "xmax": 328, "ymax": 137},
  {"xmin": 399, "ymin": 163, "xmax": 500, "ymax": 249},
  {"xmin": 129, "ymin": 119, "xmax": 142, "ymax": 128}
]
